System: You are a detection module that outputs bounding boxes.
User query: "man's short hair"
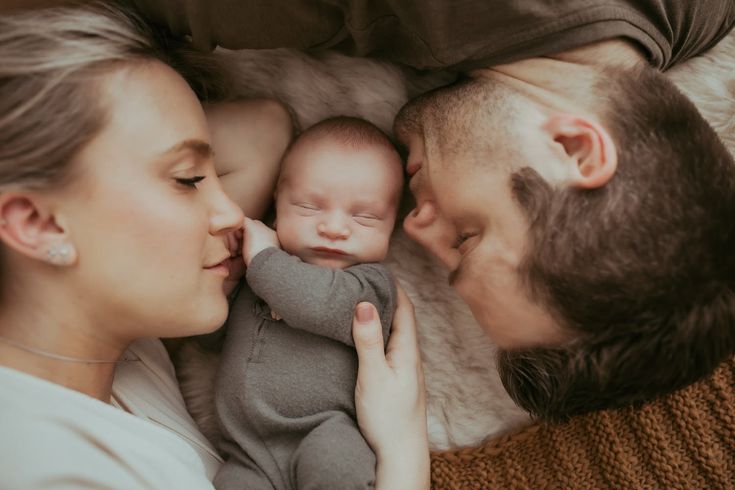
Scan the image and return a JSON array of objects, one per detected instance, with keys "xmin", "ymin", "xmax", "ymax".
[{"xmin": 499, "ymin": 64, "xmax": 735, "ymax": 420}]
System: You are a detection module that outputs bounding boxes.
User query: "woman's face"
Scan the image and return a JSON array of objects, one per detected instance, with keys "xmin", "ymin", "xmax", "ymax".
[{"xmin": 56, "ymin": 61, "xmax": 243, "ymax": 340}]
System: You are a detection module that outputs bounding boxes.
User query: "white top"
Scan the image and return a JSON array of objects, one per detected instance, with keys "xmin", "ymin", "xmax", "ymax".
[{"xmin": 0, "ymin": 338, "xmax": 223, "ymax": 489}]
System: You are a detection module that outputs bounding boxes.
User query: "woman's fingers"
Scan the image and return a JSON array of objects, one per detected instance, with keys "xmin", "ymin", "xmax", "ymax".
[
  {"xmin": 384, "ymin": 283, "xmax": 419, "ymax": 366},
  {"xmin": 352, "ymin": 287, "xmax": 430, "ymax": 489},
  {"xmin": 353, "ymin": 302, "xmax": 388, "ymax": 376}
]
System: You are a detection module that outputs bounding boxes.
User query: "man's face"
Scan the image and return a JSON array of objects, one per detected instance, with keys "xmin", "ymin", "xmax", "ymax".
[{"xmin": 394, "ymin": 82, "xmax": 565, "ymax": 348}]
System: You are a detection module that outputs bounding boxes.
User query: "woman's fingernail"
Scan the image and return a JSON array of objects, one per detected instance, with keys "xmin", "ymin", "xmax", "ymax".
[{"xmin": 356, "ymin": 303, "xmax": 374, "ymax": 323}]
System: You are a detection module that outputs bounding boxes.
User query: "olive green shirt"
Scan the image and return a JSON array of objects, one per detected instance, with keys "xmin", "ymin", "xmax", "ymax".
[{"xmin": 129, "ymin": 0, "xmax": 735, "ymax": 70}]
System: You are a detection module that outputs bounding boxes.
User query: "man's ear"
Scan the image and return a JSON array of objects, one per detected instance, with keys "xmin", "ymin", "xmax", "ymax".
[
  {"xmin": 544, "ymin": 114, "xmax": 618, "ymax": 189},
  {"xmin": 0, "ymin": 192, "xmax": 77, "ymax": 266}
]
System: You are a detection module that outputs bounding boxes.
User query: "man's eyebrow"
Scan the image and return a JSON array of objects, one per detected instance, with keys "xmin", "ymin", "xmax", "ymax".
[{"xmin": 159, "ymin": 139, "xmax": 214, "ymax": 159}]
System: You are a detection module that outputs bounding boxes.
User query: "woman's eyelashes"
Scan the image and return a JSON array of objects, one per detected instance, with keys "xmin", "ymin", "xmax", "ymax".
[{"xmin": 175, "ymin": 175, "xmax": 206, "ymax": 189}]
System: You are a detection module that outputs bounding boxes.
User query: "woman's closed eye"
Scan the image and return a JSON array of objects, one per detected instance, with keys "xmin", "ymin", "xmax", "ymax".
[{"xmin": 175, "ymin": 176, "xmax": 206, "ymax": 189}]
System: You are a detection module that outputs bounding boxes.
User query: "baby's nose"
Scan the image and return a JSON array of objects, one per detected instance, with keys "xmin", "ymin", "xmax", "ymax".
[{"xmin": 317, "ymin": 217, "xmax": 350, "ymax": 240}]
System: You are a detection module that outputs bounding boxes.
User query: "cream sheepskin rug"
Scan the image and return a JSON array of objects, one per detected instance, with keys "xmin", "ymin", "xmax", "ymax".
[{"xmin": 175, "ymin": 30, "xmax": 735, "ymax": 451}]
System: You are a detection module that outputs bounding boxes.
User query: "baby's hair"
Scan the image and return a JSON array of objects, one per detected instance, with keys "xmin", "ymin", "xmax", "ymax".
[
  {"xmin": 277, "ymin": 116, "xmax": 403, "ymax": 193},
  {"xmin": 298, "ymin": 116, "xmax": 397, "ymax": 153}
]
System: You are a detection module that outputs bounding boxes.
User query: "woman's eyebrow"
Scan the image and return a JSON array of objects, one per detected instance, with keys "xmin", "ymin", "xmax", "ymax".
[{"xmin": 159, "ymin": 139, "xmax": 214, "ymax": 160}]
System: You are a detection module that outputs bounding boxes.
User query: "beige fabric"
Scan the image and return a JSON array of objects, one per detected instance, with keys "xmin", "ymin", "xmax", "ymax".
[{"xmin": 0, "ymin": 338, "xmax": 222, "ymax": 489}]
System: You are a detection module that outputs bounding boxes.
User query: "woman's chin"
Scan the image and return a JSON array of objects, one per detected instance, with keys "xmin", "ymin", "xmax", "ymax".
[{"xmin": 190, "ymin": 292, "xmax": 229, "ymax": 336}]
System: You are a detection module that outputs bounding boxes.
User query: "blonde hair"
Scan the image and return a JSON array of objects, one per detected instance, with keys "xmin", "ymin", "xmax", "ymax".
[{"xmin": 0, "ymin": 1, "xmax": 226, "ymax": 190}]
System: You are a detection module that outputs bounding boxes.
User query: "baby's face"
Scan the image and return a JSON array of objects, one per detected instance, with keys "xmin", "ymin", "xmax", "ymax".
[{"xmin": 275, "ymin": 138, "xmax": 402, "ymax": 269}]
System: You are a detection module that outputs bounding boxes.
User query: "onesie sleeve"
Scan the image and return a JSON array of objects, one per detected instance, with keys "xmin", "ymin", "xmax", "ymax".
[{"xmin": 246, "ymin": 247, "xmax": 396, "ymax": 347}]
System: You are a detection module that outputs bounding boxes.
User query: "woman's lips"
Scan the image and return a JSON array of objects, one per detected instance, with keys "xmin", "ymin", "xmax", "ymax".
[
  {"xmin": 204, "ymin": 263, "xmax": 229, "ymax": 277},
  {"xmin": 204, "ymin": 257, "xmax": 233, "ymax": 277}
]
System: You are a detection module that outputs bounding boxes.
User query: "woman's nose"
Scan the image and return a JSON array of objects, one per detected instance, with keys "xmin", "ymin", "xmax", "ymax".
[
  {"xmin": 317, "ymin": 214, "xmax": 350, "ymax": 240},
  {"xmin": 209, "ymin": 181, "xmax": 245, "ymax": 235}
]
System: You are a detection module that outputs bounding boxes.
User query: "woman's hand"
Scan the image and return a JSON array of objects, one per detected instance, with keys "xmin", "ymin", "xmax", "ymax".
[{"xmin": 352, "ymin": 284, "xmax": 430, "ymax": 490}]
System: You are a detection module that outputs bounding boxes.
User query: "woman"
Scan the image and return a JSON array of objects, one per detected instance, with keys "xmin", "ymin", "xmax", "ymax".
[{"xmin": 0, "ymin": 3, "xmax": 429, "ymax": 488}]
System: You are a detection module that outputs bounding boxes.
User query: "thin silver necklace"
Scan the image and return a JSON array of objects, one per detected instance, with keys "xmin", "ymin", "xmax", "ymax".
[{"xmin": 0, "ymin": 335, "xmax": 140, "ymax": 364}]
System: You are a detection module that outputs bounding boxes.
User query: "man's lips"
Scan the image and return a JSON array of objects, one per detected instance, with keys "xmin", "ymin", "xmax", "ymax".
[
  {"xmin": 311, "ymin": 246, "xmax": 348, "ymax": 255},
  {"xmin": 406, "ymin": 160, "xmax": 422, "ymax": 177}
]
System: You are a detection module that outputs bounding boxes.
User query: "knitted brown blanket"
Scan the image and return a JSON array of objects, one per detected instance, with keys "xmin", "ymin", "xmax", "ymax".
[{"xmin": 430, "ymin": 356, "xmax": 735, "ymax": 489}]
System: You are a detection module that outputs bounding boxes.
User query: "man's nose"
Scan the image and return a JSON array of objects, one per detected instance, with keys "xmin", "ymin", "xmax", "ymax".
[
  {"xmin": 317, "ymin": 213, "xmax": 351, "ymax": 240},
  {"xmin": 403, "ymin": 201, "xmax": 461, "ymax": 270}
]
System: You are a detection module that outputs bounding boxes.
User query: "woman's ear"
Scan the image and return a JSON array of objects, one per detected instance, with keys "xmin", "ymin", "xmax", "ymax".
[
  {"xmin": 0, "ymin": 192, "xmax": 77, "ymax": 266},
  {"xmin": 543, "ymin": 114, "xmax": 618, "ymax": 189}
]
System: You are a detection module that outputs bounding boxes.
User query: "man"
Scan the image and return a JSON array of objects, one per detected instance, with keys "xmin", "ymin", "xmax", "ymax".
[{"xmin": 394, "ymin": 38, "xmax": 735, "ymax": 420}]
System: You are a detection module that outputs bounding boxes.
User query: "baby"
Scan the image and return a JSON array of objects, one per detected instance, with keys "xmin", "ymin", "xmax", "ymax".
[{"xmin": 213, "ymin": 116, "xmax": 404, "ymax": 490}]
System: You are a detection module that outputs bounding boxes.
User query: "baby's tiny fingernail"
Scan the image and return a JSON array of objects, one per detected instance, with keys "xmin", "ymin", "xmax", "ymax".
[{"xmin": 356, "ymin": 303, "xmax": 374, "ymax": 323}]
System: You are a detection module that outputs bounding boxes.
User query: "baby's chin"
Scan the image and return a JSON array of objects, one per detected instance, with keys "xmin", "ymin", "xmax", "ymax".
[
  {"xmin": 221, "ymin": 255, "xmax": 246, "ymax": 296},
  {"xmin": 222, "ymin": 277, "xmax": 240, "ymax": 296},
  {"xmin": 302, "ymin": 255, "xmax": 358, "ymax": 269},
  {"xmin": 285, "ymin": 244, "xmax": 388, "ymax": 269}
]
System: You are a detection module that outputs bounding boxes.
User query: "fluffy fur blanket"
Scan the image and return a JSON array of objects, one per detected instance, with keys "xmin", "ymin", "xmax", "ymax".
[{"xmin": 175, "ymin": 30, "xmax": 735, "ymax": 451}]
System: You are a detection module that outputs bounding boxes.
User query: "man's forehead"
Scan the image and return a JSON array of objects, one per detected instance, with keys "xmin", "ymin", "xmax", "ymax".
[{"xmin": 395, "ymin": 98, "xmax": 425, "ymax": 140}]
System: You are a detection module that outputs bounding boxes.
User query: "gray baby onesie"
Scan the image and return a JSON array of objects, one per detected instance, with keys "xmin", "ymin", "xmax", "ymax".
[{"xmin": 213, "ymin": 247, "xmax": 396, "ymax": 490}]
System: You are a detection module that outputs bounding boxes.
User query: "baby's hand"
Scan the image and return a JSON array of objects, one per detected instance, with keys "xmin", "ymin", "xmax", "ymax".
[{"xmin": 242, "ymin": 217, "xmax": 280, "ymax": 266}]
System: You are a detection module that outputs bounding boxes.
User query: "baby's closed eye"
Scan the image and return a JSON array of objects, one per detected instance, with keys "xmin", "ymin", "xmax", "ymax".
[
  {"xmin": 293, "ymin": 202, "xmax": 320, "ymax": 214},
  {"xmin": 353, "ymin": 213, "xmax": 381, "ymax": 226}
]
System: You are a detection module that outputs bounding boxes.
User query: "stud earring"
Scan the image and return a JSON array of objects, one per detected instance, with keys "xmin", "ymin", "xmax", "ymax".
[{"xmin": 46, "ymin": 243, "xmax": 75, "ymax": 265}]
